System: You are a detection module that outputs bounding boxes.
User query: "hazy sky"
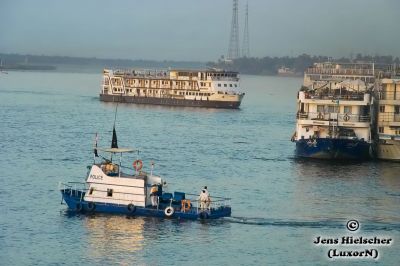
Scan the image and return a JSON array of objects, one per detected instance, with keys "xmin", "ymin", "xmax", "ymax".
[{"xmin": 1, "ymin": 0, "xmax": 399, "ymax": 61}]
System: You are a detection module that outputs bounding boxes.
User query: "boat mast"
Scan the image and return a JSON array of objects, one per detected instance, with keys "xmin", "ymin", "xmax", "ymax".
[{"xmin": 110, "ymin": 104, "xmax": 119, "ymax": 162}]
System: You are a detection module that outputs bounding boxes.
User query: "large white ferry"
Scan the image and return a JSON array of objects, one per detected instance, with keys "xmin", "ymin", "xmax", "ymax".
[
  {"xmin": 376, "ymin": 78, "xmax": 400, "ymax": 160},
  {"xmin": 292, "ymin": 62, "xmax": 375, "ymax": 159},
  {"xmin": 100, "ymin": 68, "xmax": 245, "ymax": 109}
]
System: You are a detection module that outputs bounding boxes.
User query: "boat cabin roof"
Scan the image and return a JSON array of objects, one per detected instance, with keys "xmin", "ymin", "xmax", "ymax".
[{"xmin": 98, "ymin": 147, "xmax": 135, "ymax": 153}]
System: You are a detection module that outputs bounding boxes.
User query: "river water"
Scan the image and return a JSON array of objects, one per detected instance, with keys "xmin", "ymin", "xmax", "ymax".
[{"xmin": 0, "ymin": 72, "xmax": 399, "ymax": 265}]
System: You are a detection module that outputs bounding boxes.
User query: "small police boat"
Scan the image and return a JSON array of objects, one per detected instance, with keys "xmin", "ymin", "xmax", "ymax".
[{"xmin": 59, "ymin": 127, "xmax": 231, "ymax": 220}]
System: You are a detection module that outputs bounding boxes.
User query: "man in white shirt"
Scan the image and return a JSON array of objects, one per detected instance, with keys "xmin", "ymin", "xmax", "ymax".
[{"xmin": 198, "ymin": 187, "xmax": 210, "ymax": 210}]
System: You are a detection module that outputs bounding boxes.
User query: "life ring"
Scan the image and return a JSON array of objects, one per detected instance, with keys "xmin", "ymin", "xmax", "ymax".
[
  {"xmin": 76, "ymin": 202, "xmax": 83, "ymax": 212},
  {"xmin": 343, "ymin": 114, "xmax": 350, "ymax": 122},
  {"xmin": 133, "ymin": 160, "xmax": 143, "ymax": 171},
  {"xmin": 127, "ymin": 203, "xmax": 136, "ymax": 213},
  {"xmin": 87, "ymin": 202, "xmax": 96, "ymax": 212},
  {"xmin": 181, "ymin": 199, "xmax": 191, "ymax": 212},
  {"xmin": 164, "ymin": 206, "xmax": 174, "ymax": 217},
  {"xmin": 317, "ymin": 112, "xmax": 324, "ymax": 120}
]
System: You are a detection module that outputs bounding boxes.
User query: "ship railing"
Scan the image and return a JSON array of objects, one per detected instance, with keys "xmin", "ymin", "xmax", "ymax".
[
  {"xmin": 304, "ymin": 93, "xmax": 365, "ymax": 101},
  {"xmin": 211, "ymin": 77, "xmax": 239, "ymax": 82},
  {"xmin": 112, "ymin": 69, "xmax": 170, "ymax": 78},
  {"xmin": 297, "ymin": 112, "xmax": 370, "ymax": 122},
  {"xmin": 379, "ymin": 92, "xmax": 400, "ymax": 100},
  {"xmin": 306, "ymin": 68, "xmax": 374, "ymax": 76},
  {"xmin": 379, "ymin": 112, "xmax": 400, "ymax": 123},
  {"xmin": 59, "ymin": 182, "xmax": 88, "ymax": 201},
  {"xmin": 184, "ymin": 193, "xmax": 231, "ymax": 213}
]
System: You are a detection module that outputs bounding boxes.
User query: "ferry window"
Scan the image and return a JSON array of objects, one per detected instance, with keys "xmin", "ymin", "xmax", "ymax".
[
  {"xmin": 317, "ymin": 105, "xmax": 324, "ymax": 113},
  {"xmin": 379, "ymin": 105, "xmax": 385, "ymax": 113},
  {"xmin": 379, "ymin": 127, "xmax": 384, "ymax": 133},
  {"xmin": 328, "ymin": 106, "xmax": 338, "ymax": 113},
  {"xmin": 218, "ymin": 84, "xmax": 221, "ymax": 87},
  {"xmin": 230, "ymin": 84, "xmax": 232, "ymax": 87},
  {"xmin": 224, "ymin": 84, "xmax": 227, "ymax": 87},
  {"xmin": 344, "ymin": 106, "xmax": 352, "ymax": 114},
  {"xmin": 89, "ymin": 188, "xmax": 94, "ymax": 195},
  {"xmin": 107, "ymin": 189, "xmax": 113, "ymax": 197},
  {"xmin": 395, "ymin": 106, "xmax": 400, "ymax": 114},
  {"xmin": 235, "ymin": 84, "xmax": 237, "ymax": 87}
]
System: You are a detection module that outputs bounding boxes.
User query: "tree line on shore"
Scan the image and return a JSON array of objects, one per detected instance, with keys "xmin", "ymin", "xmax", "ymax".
[{"xmin": 207, "ymin": 54, "xmax": 400, "ymax": 75}]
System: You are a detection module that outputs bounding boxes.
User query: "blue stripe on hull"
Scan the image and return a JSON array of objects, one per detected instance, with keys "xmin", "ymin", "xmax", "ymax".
[
  {"xmin": 295, "ymin": 138, "xmax": 371, "ymax": 160},
  {"xmin": 61, "ymin": 190, "xmax": 231, "ymax": 220}
]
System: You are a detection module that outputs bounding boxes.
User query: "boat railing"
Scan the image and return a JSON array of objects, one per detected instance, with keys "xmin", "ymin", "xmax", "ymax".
[
  {"xmin": 306, "ymin": 68, "xmax": 374, "ymax": 76},
  {"xmin": 59, "ymin": 182, "xmax": 87, "ymax": 201},
  {"xmin": 184, "ymin": 193, "xmax": 231, "ymax": 213},
  {"xmin": 379, "ymin": 112, "xmax": 400, "ymax": 123},
  {"xmin": 297, "ymin": 112, "xmax": 370, "ymax": 122},
  {"xmin": 379, "ymin": 91, "xmax": 400, "ymax": 100},
  {"xmin": 304, "ymin": 92, "xmax": 365, "ymax": 101}
]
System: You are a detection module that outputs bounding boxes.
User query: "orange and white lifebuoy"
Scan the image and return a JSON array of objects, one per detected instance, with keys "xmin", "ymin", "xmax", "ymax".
[
  {"xmin": 181, "ymin": 199, "xmax": 191, "ymax": 212},
  {"xmin": 133, "ymin": 160, "xmax": 143, "ymax": 171}
]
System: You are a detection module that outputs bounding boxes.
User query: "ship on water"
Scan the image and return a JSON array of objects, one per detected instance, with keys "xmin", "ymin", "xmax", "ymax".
[
  {"xmin": 376, "ymin": 76, "xmax": 400, "ymax": 160},
  {"xmin": 99, "ymin": 68, "xmax": 245, "ymax": 109},
  {"xmin": 59, "ymin": 117, "xmax": 231, "ymax": 220},
  {"xmin": 292, "ymin": 62, "xmax": 376, "ymax": 160}
]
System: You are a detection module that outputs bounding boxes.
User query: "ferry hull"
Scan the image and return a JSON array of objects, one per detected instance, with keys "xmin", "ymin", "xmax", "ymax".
[
  {"xmin": 100, "ymin": 94, "xmax": 242, "ymax": 109},
  {"xmin": 61, "ymin": 189, "xmax": 231, "ymax": 220},
  {"xmin": 295, "ymin": 138, "xmax": 371, "ymax": 160},
  {"xmin": 377, "ymin": 139, "xmax": 400, "ymax": 161}
]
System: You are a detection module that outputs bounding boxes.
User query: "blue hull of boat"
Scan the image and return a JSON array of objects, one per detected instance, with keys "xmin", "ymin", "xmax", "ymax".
[
  {"xmin": 295, "ymin": 138, "xmax": 371, "ymax": 160},
  {"xmin": 61, "ymin": 189, "xmax": 231, "ymax": 220}
]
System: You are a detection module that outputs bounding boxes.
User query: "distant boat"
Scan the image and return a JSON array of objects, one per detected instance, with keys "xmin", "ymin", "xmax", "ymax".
[
  {"xmin": 277, "ymin": 66, "xmax": 299, "ymax": 77},
  {"xmin": 0, "ymin": 59, "xmax": 8, "ymax": 74},
  {"xmin": 99, "ymin": 68, "xmax": 245, "ymax": 109}
]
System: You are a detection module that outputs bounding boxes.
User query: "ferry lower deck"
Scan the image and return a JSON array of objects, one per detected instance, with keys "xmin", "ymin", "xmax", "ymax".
[{"xmin": 100, "ymin": 93, "xmax": 242, "ymax": 109}]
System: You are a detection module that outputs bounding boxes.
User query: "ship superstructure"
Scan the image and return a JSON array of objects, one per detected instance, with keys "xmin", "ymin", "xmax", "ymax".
[
  {"xmin": 376, "ymin": 78, "xmax": 400, "ymax": 160},
  {"xmin": 100, "ymin": 68, "xmax": 244, "ymax": 109},
  {"xmin": 293, "ymin": 62, "xmax": 375, "ymax": 159}
]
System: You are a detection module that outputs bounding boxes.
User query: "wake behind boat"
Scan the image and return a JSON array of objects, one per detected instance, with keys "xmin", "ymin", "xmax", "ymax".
[{"xmin": 59, "ymin": 123, "xmax": 231, "ymax": 220}]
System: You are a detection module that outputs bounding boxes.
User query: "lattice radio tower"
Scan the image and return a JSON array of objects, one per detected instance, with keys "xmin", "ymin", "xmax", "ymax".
[
  {"xmin": 228, "ymin": 0, "xmax": 240, "ymax": 60},
  {"xmin": 242, "ymin": 1, "xmax": 250, "ymax": 58}
]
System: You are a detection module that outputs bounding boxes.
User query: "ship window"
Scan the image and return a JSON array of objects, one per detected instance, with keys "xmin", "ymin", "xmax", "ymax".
[
  {"xmin": 235, "ymin": 84, "xmax": 237, "ymax": 87},
  {"xmin": 89, "ymin": 188, "xmax": 94, "ymax": 195},
  {"xmin": 379, "ymin": 127, "xmax": 384, "ymax": 133},
  {"xmin": 218, "ymin": 84, "xmax": 221, "ymax": 87},
  {"xmin": 107, "ymin": 189, "xmax": 113, "ymax": 197},
  {"xmin": 224, "ymin": 84, "xmax": 227, "ymax": 87},
  {"xmin": 230, "ymin": 84, "xmax": 233, "ymax": 87},
  {"xmin": 344, "ymin": 106, "xmax": 352, "ymax": 114},
  {"xmin": 317, "ymin": 105, "xmax": 325, "ymax": 113},
  {"xmin": 379, "ymin": 105, "xmax": 385, "ymax": 113},
  {"xmin": 328, "ymin": 106, "xmax": 338, "ymax": 113}
]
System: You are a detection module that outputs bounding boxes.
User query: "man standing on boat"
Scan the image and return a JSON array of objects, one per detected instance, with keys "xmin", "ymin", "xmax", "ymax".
[
  {"xmin": 150, "ymin": 184, "xmax": 158, "ymax": 207},
  {"xmin": 198, "ymin": 187, "xmax": 210, "ymax": 210}
]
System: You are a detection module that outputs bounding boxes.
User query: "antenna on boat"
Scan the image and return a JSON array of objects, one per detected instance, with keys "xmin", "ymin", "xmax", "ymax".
[
  {"xmin": 150, "ymin": 161, "xmax": 154, "ymax": 177},
  {"xmin": 111, "ymin": 103, "xmax": 119, "ymax": 149}
]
